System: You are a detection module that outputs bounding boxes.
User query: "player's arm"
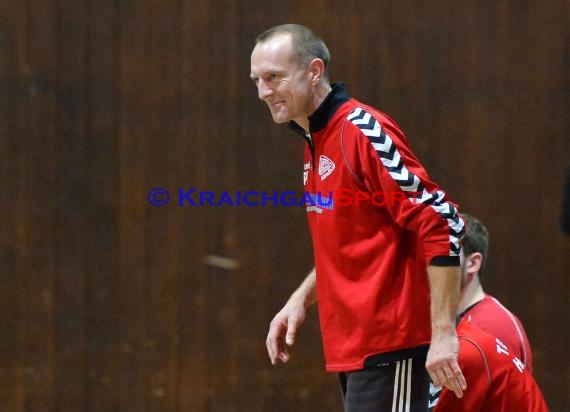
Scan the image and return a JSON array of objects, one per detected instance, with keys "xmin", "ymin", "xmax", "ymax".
[
  {"xmin": 342, "ymin": 113, "xmax": 467, "ymax": 392},
  {"xmin": 266, "ymin": 267, "xmax": 317, "ymax": 365},
  {"xmin": 426, "ymin": 264, "xmax": 467, "ymax": 398}
]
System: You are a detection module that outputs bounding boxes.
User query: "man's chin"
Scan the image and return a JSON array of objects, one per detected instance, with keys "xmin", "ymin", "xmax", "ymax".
[{"xmin": 270, "ymin": 113, "xmax": 290, "ymax": 124}]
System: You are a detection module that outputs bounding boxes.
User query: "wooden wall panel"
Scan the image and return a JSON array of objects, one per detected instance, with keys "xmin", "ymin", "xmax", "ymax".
[
  {"xmin": 85, "ymin": 1, "xmax": 122, "ymax": 410},
  {"xmin": 55, "ymin": 1, "xmax": 89, "ymax": 410},
  {"xmin": 0, "ymin": 0, "xmax": 568, "ymax": 411},
  {"xmin": 0, "ymin": 4, "xmax": 27, "ymax": 411}
]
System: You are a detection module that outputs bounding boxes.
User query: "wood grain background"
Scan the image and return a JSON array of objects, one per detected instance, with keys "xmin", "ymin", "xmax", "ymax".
[{"xmin": 1, "ymin": 1, "xmax": 568, "ymax": 411}]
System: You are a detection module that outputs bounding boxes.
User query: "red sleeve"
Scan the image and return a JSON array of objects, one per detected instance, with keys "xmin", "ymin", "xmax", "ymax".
[
  {"xmin": 434, "ymin": 337, "xmax": 491, "ymax": 412},
  {"xmin": 343, "ymin": 107, "xmax": 465, "ymax": 264}
]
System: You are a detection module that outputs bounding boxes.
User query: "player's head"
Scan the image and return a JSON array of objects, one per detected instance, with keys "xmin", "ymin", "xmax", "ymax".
[
  {"xmin": 459, "ymin": 213, "xmax": 489, "ymax": 287},
  {"xmin": 255, "ymin": 24, "xmax": 330, "ymax": 82},
  {"xmin": 250, "ymin": 24, "xmax": 330, "ymax": 125}
]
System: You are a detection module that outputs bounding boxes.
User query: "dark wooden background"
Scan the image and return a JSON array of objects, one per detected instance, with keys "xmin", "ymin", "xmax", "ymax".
[{"xmin": 1, "ymin": 1, "xmax": 568, "ymax": 411}]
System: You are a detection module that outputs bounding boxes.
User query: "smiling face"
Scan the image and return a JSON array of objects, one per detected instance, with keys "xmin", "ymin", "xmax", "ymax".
[{"xmin": 250, "ymin": 33, "xmax": 315, "ymax": 127}]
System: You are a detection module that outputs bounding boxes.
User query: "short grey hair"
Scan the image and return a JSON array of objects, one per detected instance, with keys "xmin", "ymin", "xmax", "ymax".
[{"xmin": 255, "ymin": 24, "xmax": 331, "ymax": 81}]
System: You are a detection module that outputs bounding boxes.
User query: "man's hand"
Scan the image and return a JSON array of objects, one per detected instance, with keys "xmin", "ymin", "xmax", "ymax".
[
  {"xmin": 266, "ymin": 299, "xmax": 306, "ymax": 365},
  {"xmin": 266, "ymin": 268, "xmax": 317, "ymax": 365},
  {"xmin": 426, "ymin": 331, "xmax": 466, "ymax": 398}
]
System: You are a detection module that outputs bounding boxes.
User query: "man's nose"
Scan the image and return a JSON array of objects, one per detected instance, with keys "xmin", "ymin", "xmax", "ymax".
[{"xmin": 257, "ymin": 79, "xmax": 272, "ymax": 100}]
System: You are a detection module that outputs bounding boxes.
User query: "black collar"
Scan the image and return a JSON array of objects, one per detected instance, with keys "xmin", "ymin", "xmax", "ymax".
[{"xmin": 288, "ymin": 83, "xmax": 350, "ymax": 135}]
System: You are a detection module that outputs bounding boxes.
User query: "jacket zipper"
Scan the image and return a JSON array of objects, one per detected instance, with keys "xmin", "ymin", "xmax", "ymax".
[
  {"xmin": 305, "ymin": 132, "xmax": 315, "ymax": 171},
  {"xmin": 288, "ymin": 121, "xmax": 316, "ymax": 171}
]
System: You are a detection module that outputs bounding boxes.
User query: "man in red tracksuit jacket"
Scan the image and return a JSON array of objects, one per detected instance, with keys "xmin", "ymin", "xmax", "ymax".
[
  {"xmin": 430, "ymin": 319, "xmax": 548, "ymax": 411},
  {"xmin": 251, "ymin": 24, "xmax": 466, "ymax": 411}
]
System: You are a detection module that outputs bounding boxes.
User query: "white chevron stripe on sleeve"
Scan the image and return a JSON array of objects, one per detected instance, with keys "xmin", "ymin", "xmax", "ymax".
[
  {"xmin": 371, "ymin": 140, "xmax": 391, "ymax": 153},
  {"xmin": 347, "ymin": 107, "xmax": 363, "ymax": 120},
  {"xmin": 360, "ymin": 122, "xmax": 382, "ymax": 137},
  {"xmin": 383, "ymin": 150, "xmax": 402, "ymax": 170},
  {"xmin": 351, "ymin": 112, "xmax": 372, "ymax": 126},
  {"xmin": 399, "ymin": 176, "xmax": 421, "ymax": 192}
]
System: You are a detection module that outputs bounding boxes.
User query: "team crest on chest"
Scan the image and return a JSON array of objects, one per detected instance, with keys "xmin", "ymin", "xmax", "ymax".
[{"xmin": 318, "ymin": 155, "xmax": 335, "ymax": 181}]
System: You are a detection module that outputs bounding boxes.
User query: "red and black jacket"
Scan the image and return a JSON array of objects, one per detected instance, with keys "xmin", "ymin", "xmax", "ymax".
[{"xmin": 289, "ymin": 83, "xmax": 464, "ymax": 372}]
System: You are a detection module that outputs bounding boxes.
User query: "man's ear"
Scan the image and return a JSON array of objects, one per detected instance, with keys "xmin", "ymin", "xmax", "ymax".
[
  {"xmin": 308, "ymin": 58, "xmax": 325, "ymax": 84},
  {"xmin": 467, "ymin": 252, "xmax": 483, "ymax": 275}
]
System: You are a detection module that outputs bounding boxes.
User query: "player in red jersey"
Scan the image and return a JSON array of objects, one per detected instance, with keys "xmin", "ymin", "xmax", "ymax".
[
  {"xmin": 458, "ymin": 213, "xmax": 533, "ymax": 371},
  {"xmin": 430, "ymin": 319, "xmax": 548, "ymax": 411},
  {"xmin": 252, "ymin": 24, "xmax": 466, "ymax": 410}
]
